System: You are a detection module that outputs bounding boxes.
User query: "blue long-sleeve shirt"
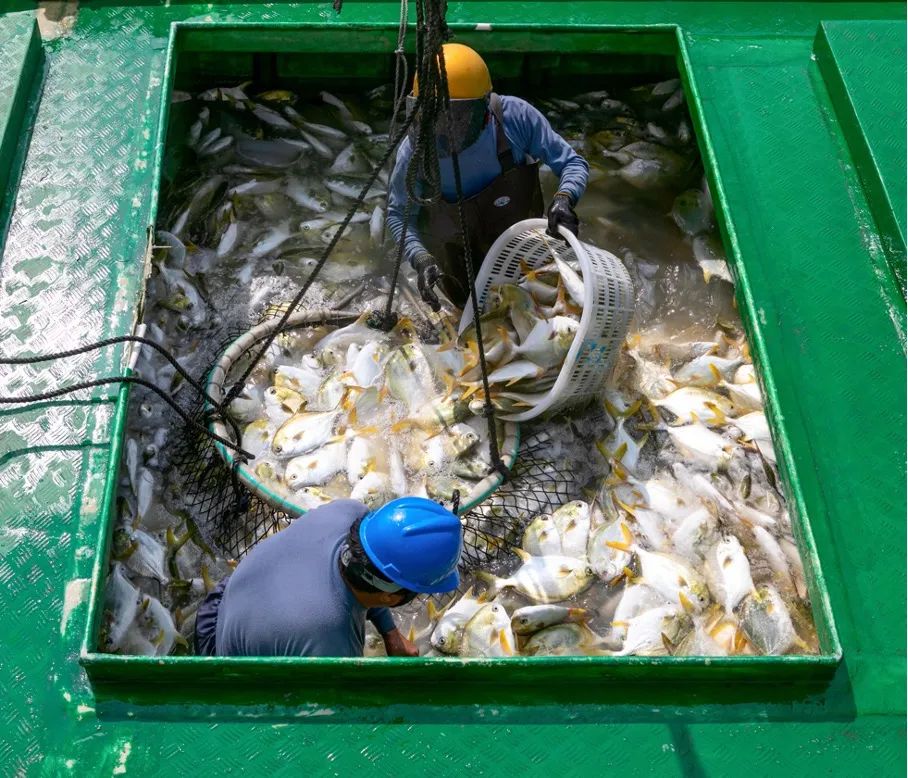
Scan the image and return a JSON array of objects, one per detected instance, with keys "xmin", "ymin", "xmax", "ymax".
[
  {"xmin": 387, "ymin": 94, "xmax": 589, "ymax": 267},
  {"xmin": 214, "ymin": 499, "xmax": 396, "ymax": 657}
]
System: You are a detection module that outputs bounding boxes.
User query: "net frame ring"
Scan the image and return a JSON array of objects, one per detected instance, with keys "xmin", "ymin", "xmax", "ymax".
[
  {"xmin": 204, "ymin": 308, "xmax": 520, "ymax": 517},
  {"xmin": 458, "ymin": 218, "xmax": 635, "ymax": 421}
]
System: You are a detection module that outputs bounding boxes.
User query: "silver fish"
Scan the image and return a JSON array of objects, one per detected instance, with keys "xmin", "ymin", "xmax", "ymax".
[
  {"xmin": 271, "ymin": 410, "xmax": 341, "ymax": 458},
  {"xmin": 511, "ymin": 605, "xmax": 589, "ymax": 635}
]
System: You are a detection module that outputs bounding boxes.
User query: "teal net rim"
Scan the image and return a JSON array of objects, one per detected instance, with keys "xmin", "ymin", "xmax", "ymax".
[{"xmin": 205, "ymin": 310, "xmax": 520, "ymax": 517}]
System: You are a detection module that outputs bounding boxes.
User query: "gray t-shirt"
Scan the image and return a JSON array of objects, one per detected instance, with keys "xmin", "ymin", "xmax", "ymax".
[{"xmin": 215, "ymin": 499, "xmax": 396, "ymax": 657}]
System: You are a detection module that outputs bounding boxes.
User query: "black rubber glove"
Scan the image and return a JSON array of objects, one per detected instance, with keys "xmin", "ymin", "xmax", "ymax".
[
  {"xmin": 547, "ymin": 192, "xmax": 579, "ymax": 239},
  {"xmin": 413, "ymin": 251, "xmax": 441, "ymax": 312}
]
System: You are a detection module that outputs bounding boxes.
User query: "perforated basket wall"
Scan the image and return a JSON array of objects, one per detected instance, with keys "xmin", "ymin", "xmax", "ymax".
[{"xmin": 459, "ymin": 218, "xmax": 635, "ymax": 421}]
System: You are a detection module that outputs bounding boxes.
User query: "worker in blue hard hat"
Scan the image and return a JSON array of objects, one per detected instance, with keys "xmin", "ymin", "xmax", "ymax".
[
  {"xmin": 194, "ymin": 497, "xmax": 462, "ymax": 657},
  {"xmin": 387, "ymin": 42, "xmax": 590, "ymax": 310}
]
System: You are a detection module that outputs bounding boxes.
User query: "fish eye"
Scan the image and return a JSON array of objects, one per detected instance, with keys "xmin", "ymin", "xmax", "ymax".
[{"xmin": 438, "ymin": 636, "xmax": 445, "ymax": 645}]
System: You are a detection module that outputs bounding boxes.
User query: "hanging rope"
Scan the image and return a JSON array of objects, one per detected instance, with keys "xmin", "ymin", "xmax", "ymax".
[
  {"xmin": 434, "ymin": 42, "xmax": 508, "ymax": 478},
  {"xmin": 0, "ymin": 335, "xmax": 251, "ymax": 457}
]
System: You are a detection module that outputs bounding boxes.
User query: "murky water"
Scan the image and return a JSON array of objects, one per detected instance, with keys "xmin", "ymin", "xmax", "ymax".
[{"xmin": 102, "ymin": 77, "xmax": 817, "ymax": 659}]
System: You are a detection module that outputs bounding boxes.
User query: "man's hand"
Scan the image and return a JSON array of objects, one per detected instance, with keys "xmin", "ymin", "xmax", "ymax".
[
  {"xmin": 547, "ymin": 192, "xmax": 579, "ymax": 239},
  {"xmin": 382, "ymin": 628, "xmax": 419, "ymax": 657},
  {"xmin": 413, "ymin": 251, "xmax": 441, "ymax": 312}
]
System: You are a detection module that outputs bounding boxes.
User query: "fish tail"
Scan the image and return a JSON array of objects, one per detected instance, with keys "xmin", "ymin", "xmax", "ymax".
[
  {"xmin": 475, "ymin": 570, "xmax": 505, "ymax": 598},
  {"xmin": 612, "ymin": 441, "xmax": 629, "ymax": 464},
  {"xmin": 619, "ymin": 522, "xmax": 634, "ymax": 546},
  {"xmin": 441, "ymin": 372, "xmax": 456, "ymax": 400},
  {"xmin": 703, "ymin": 400, "xmax": 727, "ymax": 426},
  {"xmin": 461, "ymin": 382, "xmax": 482, "ymax": 400},
  {"xmin": 612, "ymin": 494, "xmax": 635, "ymax": 516},
  {"xmin": 622, "ymin": 399, "xmax": 643, "ymax": 418}
]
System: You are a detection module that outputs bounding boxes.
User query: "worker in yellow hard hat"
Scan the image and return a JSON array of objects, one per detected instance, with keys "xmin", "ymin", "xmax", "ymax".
[{"xmin": 387, "ymin": 43, "xmax": 589, "ymax": 309}]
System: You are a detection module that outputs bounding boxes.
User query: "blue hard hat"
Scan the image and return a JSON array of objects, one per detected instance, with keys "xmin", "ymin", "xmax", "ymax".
[{"xmin": 359, "ymin": 497, "xmax": 463, "ymax": 594}]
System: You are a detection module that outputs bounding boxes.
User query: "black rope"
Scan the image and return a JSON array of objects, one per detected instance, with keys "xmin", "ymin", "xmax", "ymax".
[
  {"xmin": 404, "ymin": 0, "xmax": 449, "ymax": 208},
  {"xmin": 434, "ymin": 39, "xmax": 508, "ymax": 477},
  {"xmin": 0, "ymin": 376, "xmax": 252, "ymax": 457},
  {"xmin": 380, "ymin": 197, "xmax": 413, "ymax": 326},
  {"xmin": 388, "ymin": 0, "xmax": 411, "ymax": 146},
  {"xmin": 0, "ymin": 335, "xmax": 219, "ymax": 408}
]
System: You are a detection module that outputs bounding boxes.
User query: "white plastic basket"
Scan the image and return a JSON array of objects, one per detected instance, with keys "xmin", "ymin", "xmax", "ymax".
[{"xmin": 458, "ymin": 219, "xmax": 635, "ymax": 421}]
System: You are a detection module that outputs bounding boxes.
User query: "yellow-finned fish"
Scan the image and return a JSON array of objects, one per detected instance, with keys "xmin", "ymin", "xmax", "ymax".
[
  {"xmin": 271, "ymin": 410, "xmax": 341, "ymax": 458},
  {"xmin": 511, "ymin": 604, "xmax": 589, "ymax": 635},
  {"xmin": 460, "ymin": 602, "xmax": 516, "ymax": 658},
  {"xmin": 479, "ymin": 549, "xmax": 594, "ymax": 604},
  {"xmin": 429, "ymin": 588, "xmax": 485, "ymax": 655}
]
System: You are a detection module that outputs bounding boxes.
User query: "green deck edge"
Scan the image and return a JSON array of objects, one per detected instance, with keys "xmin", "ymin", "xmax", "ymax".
[
  {"xmin": 814, "ymin": 20, "xmax": 907, "ymax": 295},
  {"xmin": 0, "ymin": 2, "xmax": 904, "ymax": 775},
  {"xmin": 0, "ymin": 14, "xmax": 42, "ymax": 255}
]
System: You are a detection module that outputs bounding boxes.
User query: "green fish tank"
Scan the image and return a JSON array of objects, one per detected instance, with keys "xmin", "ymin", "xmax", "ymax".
[{"xmin": 0, "ymin": 2, "xmax": 903, "ymax": 775}]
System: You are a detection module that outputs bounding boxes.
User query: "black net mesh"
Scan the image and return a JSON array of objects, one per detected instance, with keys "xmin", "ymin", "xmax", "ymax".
[{"xmin": 164, "ymin": 312, "xmax": 605, "ymax": 569}]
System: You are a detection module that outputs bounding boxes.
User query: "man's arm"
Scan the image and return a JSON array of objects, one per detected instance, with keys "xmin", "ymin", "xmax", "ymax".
[
  {"xmin": 367, "ymin": 607, "xmax": 396, "ymax": 635},
  {"xmin": 386, "ymin": 139, "xmax": 430, "ymax": 266},
  {"xmin": 367, "ymin": 608, "xmax": 418, "ymax": 657},
  {"xmin": 507, "ymin": 97, "xmax": 590, "ymax": 205}
]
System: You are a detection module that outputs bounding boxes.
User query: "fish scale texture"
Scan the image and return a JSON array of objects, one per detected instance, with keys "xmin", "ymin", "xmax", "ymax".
[{"xmin": 0, "ymin": 3, "xmax": 904, "ymax": 775}]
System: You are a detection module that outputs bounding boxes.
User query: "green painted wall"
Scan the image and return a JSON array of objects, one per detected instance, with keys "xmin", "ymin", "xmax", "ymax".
[{"xmin": 0, "ymin": 2, "xmax": 904, "ymax": 775}]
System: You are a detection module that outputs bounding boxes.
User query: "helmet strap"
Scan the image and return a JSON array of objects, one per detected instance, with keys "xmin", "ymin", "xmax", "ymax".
[{"xmin": 340, "ymin": 542, "xmax": 404, "ymax": 593}]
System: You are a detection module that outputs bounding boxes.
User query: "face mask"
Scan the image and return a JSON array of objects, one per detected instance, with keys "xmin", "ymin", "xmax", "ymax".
[{"xmin": 406, "ymin": 95, "xmax": 490, "ymax": 157}]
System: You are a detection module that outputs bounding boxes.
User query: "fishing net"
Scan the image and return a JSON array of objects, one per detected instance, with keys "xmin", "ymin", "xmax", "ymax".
[
  {"xmin": 168, "ymin": 415, "xmax": 597, "ymax": 564},
  {"xmin": 161, "ymin": 276, "xmax": 605, "ymax": 564}
]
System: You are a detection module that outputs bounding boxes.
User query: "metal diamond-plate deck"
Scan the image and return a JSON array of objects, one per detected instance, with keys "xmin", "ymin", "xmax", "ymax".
[{"xmin": 0, "ymin": 2, "xmax": 904, "ymax": 775}]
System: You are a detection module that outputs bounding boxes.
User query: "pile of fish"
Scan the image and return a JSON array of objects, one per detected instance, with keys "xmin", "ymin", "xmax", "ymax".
[
  {"xmin": 457, "ymin": 262, "xmax": 583, "ymax": 413},
  {"xmin": 375, "ymin": 322, "xmax": 815, "ymax": 658},
  {"xmin": 103, "ymin": 77, "xmax": 818, "ymax": 658},
  {"xmin": 226, "ymin": 311, "xmax": 508, "ymax": 511},
  {"xmin": 171, "ymin": 81, "xmax": 396, "ymax": 285},
  {"xmin": 377, "ymin": 316, "xmax": 816, "ymax": 657}
]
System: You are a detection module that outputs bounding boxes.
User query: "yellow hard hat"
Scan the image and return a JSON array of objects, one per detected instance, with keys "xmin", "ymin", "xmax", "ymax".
[{"xmin": 413, "ymin": 43, "xmax": 492, "ymax": 99}]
